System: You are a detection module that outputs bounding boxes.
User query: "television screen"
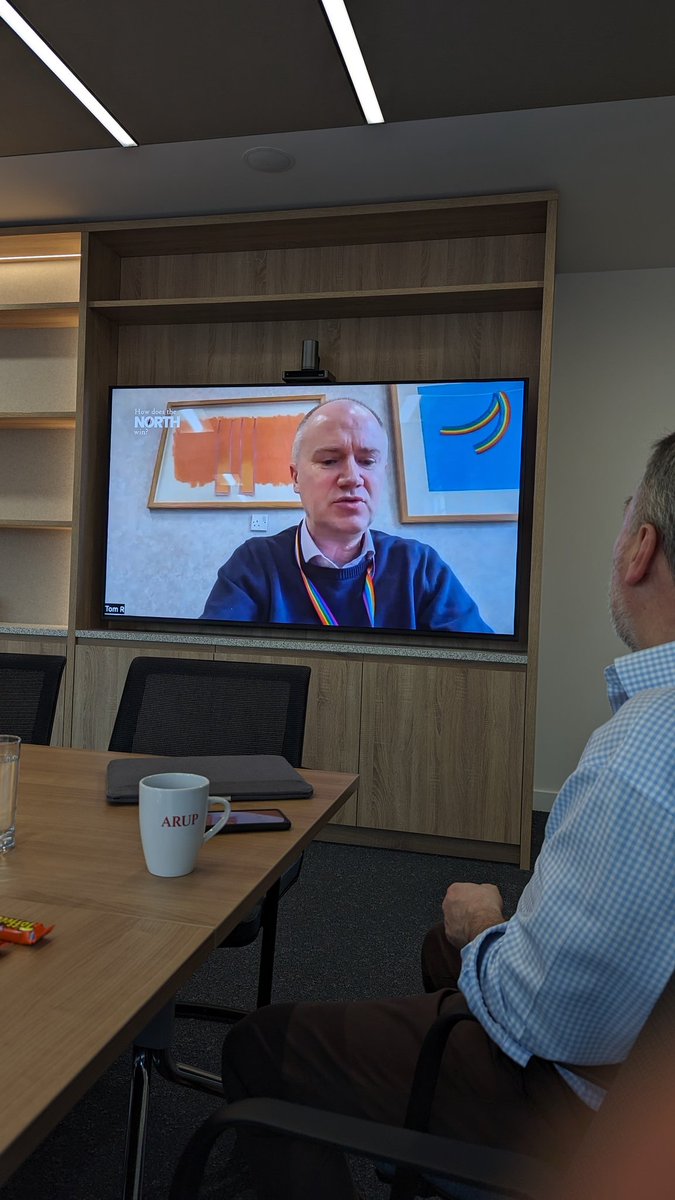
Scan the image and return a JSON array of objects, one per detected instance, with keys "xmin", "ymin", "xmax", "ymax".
[{"xmin": 103, "ymin": 381, "xmax": 529, "ymax": 639}]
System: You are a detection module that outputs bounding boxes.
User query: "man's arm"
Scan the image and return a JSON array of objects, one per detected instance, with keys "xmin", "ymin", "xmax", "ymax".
[
  {"xmin": 200, "ymin": 540, "xmax": 267, "ymax": 621},
  {"xmin": 442, "ymin": 882, "xmax": 505, "ymax": 949},
  {"xmin": 417, "ymin": 547, "xmax": 493, "ymax": 634},
  {"xmin": 458, "ymin": 691, "xmax": 675, "ymax": 1068}
]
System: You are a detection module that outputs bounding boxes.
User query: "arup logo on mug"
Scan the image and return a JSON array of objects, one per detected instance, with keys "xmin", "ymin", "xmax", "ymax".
[
  {"xmin": 138, "ymin": 772, "xmax": 230, "ymax": 877},
  {"xmin": 162, "ymin": 813, "xmax": 200, "ymax": 828}
]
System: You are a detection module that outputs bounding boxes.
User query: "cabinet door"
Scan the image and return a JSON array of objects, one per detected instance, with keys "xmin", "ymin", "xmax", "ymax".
[
  {"xmin": 214, "ymin": 648, "xmax": 361, "ymax": 825},
  {"xmin": 359, "ymin": 660, "xmax": 525, "ymax": 843}
]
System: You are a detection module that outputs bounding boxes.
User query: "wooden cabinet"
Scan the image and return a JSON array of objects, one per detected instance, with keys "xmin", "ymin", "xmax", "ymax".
[
  {"xmin": 1, "ymin": 195, "xmax": 557, "ymax": 865},
  {"xmin": 359, "ymin": 660, "xmax": 525, "ymax": 843}
]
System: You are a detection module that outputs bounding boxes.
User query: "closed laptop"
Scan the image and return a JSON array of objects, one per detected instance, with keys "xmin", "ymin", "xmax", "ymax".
[{"xmin": 106, "ymin": 754, "xmax": 313, "ymax": 804}]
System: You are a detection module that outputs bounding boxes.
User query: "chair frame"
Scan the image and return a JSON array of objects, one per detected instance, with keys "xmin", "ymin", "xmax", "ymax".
[
  {"xmin": 109, "ymin": 655, "xmax": 311, "ymax": 1200},
  {"xmin": 168, "ymin": 1009, "xmax": 553, "ymax": 1200},
  {"xmin": 168, "ymin": 967, "xmax": 675, "ymax": 1200}
]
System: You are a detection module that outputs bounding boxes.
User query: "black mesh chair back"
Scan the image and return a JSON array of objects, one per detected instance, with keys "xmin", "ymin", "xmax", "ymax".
[
  {"xmin": 108, "ymin": 656, "xmax": 309, "ymax": 764},
  {"xmin": 0, "ymin": 653, "xmax": 66, "ymax": 744}
]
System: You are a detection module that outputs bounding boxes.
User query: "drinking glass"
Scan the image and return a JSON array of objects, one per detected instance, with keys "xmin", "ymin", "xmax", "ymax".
[{"xmin": 0, "ymin": 736, "xmax": 21, "ymax": 852}]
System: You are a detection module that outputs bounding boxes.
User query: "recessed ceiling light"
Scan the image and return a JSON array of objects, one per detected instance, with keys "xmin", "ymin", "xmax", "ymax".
[
  {"xmin": 319, "ymin": 0, "xmax": 384, "ymax": 124},
  {"xmin": 243, "ymin": 147, "xmax": 296, "ymax": 173},
  {"xmin": 0, "ymin": 0, "xmax": 136, "ymax": 147}
]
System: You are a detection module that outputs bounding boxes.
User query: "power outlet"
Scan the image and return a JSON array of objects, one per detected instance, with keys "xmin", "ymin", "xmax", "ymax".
[{"xmin": 250, "ymin": 514, "xmax": 268, "ymax": 532}]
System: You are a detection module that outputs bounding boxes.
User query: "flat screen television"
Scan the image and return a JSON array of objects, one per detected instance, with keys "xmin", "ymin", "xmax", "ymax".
[{"xmin": 103, "ymin": 380, "xmax": 531, "ymax": 640}]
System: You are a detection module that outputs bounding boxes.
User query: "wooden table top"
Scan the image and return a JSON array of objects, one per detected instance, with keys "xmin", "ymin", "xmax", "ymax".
[
  {"xmin": 0, "ymin": 898, "xmax": 212, "ymax": 1185},
  {"xmin": 0, "ymin": 743, "xmax": 358, "ymax": 1185},
  {"xmin": 4, "ymin": 744, "xmax": 358, "ymax": 945}
]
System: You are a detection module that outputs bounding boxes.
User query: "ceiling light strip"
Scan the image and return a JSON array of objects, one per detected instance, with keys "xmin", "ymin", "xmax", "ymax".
[
  {"xmin": 319, "ymin": 0, "xmax": 384, "ymax": 124},
  {"xmin": 0, "ymin": 0, "xmax": 136, "ymax": 147}
]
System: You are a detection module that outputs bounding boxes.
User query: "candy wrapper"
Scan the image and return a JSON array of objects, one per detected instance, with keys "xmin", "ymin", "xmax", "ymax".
[{"xmin": 0, "ymin": 915, "xmax": 54, "ymax": 944}]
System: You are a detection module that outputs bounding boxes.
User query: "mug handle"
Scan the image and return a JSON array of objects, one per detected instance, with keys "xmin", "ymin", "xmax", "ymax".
[{"xmin": 203, "ymin": 795, "xmax": 231, "ymax": 842}]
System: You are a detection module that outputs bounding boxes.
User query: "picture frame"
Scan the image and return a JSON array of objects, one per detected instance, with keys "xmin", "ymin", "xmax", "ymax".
[
  {"xmin": 148, "ymin": 394, "xmax": 323, "ymax": 509},
  {"xmin": 389, "ymin": 382, "xmax": 525, "ymax": 522}
]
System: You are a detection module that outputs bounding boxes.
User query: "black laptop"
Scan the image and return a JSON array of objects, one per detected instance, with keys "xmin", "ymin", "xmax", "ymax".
[{"xmin": 106, "ymin": 754, "xmax": 313, "ymax": 804}]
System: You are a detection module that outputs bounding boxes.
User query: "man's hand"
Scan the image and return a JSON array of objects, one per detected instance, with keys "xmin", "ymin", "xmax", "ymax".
[{"xmin": 442, "ymin": 882, "xmax": 505, "ymax": 949}]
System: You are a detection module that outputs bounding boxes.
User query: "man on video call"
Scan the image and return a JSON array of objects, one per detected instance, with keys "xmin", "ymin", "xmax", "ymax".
[
  {"xmin": 200, "ymin": 397, "xmax": 492, "ymax": 632},
  {"xmin": 221, "ymin": 430, "xmax": 675, "ymax": 1199}
]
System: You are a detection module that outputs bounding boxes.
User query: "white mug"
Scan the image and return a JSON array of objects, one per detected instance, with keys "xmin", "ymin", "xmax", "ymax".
[{"xmin": 138, "ymin": 772, "xmax": 230, "ymax": 877}]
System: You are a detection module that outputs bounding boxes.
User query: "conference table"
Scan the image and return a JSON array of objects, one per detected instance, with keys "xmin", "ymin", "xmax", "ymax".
[{"xmin": 0, "ymin": 744, "xmax": 358, "ymax": 1193}]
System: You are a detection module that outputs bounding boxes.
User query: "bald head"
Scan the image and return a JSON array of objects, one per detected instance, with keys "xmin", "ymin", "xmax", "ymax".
[{"xmin": 291, "ymin": 398, "xmax": 388, "ymax": 466}]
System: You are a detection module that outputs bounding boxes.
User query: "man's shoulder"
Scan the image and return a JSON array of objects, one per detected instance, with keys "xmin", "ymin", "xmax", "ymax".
[
  {"xmin": 617, "ymin": 683, "xmax": 675, "ymax": 729},
  {"xmin": 586, "ymin": 683, "xmax": 675, "ymax": 790},
  {"xmin": 229, "ymin": 524, "xmax": 297, "ymax": 562},
  {"xmin": 371, "ymin": 529, "xmax": 442, "ymax": 562}
]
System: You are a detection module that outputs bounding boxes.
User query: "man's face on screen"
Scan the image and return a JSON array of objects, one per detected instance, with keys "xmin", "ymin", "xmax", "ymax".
[{"xmin": 290, "ymin": 402, "xmax": 388, "ymax": 549}]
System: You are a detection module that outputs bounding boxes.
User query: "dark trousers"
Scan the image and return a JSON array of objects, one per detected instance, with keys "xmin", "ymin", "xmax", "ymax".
[{"xmin": 222, "ymin": 924, "xmax": 594, "ymax": 1199}]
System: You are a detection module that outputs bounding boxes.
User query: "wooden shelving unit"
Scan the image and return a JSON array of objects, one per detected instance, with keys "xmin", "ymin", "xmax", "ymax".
[
  {"xmin": 0, "ymin": 412, "xmax": 76, "ymax": 428},
  {"xmin": 0, "ymin": 519, "xmax": 72, "ymax": 530},
  {"xmin": 89, "ymin": 282, "xmax": 544, "ymax": 325},
  {"xmin": 0, "ymin": 195, "xmax": 557, "ymax": 863},
  {"xmin": 0, "ymin": 303, "xmax": 79, "ymax": 328},
  {"xmin": 0, "ymin": 232, "xmax": 80, "ymax": 632}
]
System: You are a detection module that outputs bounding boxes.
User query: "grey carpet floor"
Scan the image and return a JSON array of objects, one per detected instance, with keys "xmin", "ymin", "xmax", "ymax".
[{"xmin": 2, "ymin": 818, "xmax": 546, "ymax": 1200}]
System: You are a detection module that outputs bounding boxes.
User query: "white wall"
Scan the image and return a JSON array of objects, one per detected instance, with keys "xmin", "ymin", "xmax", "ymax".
[{"xmin": 534, "ymin": 267, "xmax": 675, "ymax": 809}]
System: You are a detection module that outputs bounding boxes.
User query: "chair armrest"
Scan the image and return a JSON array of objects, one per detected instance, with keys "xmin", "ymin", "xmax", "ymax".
[
  {"xmin": 169, "ymin": 1096, "xmax": 554, "ymax": 1200},
  {"xmin": 405, "ymin": 1008, "xmax": 480, "ymax": 1132}
]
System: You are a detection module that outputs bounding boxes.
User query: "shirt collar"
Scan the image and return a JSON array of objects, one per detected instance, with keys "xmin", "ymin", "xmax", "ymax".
[
  {"xmin": 605, "ymin": 640, "xmax": 675, "ymax": 714},
  {"xmin": 300, "ymin": 519, "xmax": 374, "ymax": 569}
]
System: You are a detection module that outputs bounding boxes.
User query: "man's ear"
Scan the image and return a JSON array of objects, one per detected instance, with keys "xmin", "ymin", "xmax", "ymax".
[
  {"xmin": 290, "ymin": 464, "xmax": 299, "ymax": 493},
  {"xmin": 625, "ymin": 523, "xmax": 659, "ymax": 585}
]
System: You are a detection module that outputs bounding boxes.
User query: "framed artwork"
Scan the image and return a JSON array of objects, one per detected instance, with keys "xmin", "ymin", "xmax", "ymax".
[
  {"xmin": 389, "ymin": 381, "xmax": 526, "ymax": 522},
  {"xmin": 148, "ymin": 395, "xmax": 323, "ymax": 509}
]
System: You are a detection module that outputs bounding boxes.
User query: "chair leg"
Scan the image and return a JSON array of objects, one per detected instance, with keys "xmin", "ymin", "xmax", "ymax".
[
  {"xmin": 152, "ymin": 1047, "xmax": 223, "ymax": 1096},
  {"xmin": 174, "ymin": 876, "xmax": 282, "ymax": 1024},
  {"xmin": 122, "ymin": 1047, "xmax": 153, "ymax": 1200},
  {"xmin": 256, "ymin": 877, "xmax": 281, "ymax": 1008},
  {"xmin": 122, "ymin": 1000, "xmax": 223, "ymax": 1200}
]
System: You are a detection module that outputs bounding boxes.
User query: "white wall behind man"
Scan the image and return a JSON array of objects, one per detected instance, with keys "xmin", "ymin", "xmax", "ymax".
[{"xmin": 534, "ymin": 267, "xmax": 675, "ymax": 810}]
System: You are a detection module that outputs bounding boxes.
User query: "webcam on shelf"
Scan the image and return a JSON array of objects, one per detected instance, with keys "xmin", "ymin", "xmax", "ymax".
[{"xmin": 282, "ymin": 339, "xmax": 335, "ymax": 385}]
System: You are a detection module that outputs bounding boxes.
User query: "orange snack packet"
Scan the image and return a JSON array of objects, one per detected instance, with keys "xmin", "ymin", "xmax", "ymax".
[{"xmin": 0, "ymin": 915, "xmax": 54, "ymax": 944}]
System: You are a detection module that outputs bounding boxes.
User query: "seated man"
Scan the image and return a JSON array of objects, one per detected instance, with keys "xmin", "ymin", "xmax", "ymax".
[
  {"xmin": 201, "ymin": 397, "xmax": 492, "ymax": 633},
  {"xmin": 221, "ymin": 431, "xmax": 675, "ymax": 1199}
]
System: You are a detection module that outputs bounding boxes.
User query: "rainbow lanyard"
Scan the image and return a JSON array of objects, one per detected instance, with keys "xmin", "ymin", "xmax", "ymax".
[{"xmin": 294, "ymin": 526, "xmax": 375, "ymax": 627}]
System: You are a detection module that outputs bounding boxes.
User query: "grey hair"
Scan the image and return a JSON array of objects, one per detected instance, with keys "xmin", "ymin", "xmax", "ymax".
[
  {"xmin": 632, "ymin": 430, "xmax": 675, "ymax": 580},
  {"xmin": 291, "ymin": 397, "xmax": 387, "ymax": 463}
]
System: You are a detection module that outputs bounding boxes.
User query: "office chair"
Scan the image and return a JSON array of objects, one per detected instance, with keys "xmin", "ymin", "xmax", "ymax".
[
  {"xmin": 0, "ymin": 652, "xmax": 66, "ymax": 744},
  {"xmin": 109, "ymin": 655, "xmax": 310, "ymax": 1200},
  {"xmin": 169, "ymin": 965, "xmax": 675, "ymax": 1200}
]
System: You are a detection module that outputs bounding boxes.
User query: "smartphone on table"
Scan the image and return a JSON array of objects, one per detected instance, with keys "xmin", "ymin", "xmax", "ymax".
[{"xmin": 206, "ymin": 808, "xmax": 291, "ymax": 833}]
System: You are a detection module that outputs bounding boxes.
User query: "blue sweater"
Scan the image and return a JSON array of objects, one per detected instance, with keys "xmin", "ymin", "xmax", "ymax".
[{"xmin": 200, "ymin": 525, "xmax": 492, "ymax": 633}]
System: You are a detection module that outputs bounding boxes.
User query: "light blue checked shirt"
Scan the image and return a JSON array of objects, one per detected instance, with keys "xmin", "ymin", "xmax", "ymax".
[{"xmin": 459, "ymin": 640, "xmax": 675, "ymax": 1109}]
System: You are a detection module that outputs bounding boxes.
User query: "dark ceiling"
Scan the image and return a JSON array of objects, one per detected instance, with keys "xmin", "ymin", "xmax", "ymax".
[
  {"xmin": 2, "ymin": 0, "xmax": 675, "ymax": 157},
  {"xmin": 1, "ymin": 1, "xmax": 675, "ymax": 274}
]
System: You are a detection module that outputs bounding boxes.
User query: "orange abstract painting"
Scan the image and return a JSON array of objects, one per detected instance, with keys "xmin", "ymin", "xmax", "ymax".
[{"xmin": 173, "ymin": 413, "xmax": 302, "ymax": 496}]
